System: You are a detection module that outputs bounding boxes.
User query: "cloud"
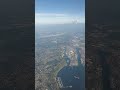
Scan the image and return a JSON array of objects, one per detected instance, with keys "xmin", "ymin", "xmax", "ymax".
[
  {"xmin": 36, "ymin": 13, "xmax": 67, "ymax": 17},
  {"xmin": 35, "ymin": 13, "xmax": 85, "ymax": 25}
]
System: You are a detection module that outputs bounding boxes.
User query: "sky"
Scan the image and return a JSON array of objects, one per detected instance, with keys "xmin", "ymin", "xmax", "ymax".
[{"xmin": 35, "ymin": 0, "xmax": 85, "ymax": 25}]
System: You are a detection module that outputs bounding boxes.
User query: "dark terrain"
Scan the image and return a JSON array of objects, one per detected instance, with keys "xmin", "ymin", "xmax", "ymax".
[
  {"xmin": 86, "ymin": 0, "xmax": 120, "ymax": 89},
  {"xmin": 86, "ymin": 24, "xmax": 120, "ymax": 90},
  {"xmin": 0, "ymin": 0, "xmax": 34, "ymax": 89}
]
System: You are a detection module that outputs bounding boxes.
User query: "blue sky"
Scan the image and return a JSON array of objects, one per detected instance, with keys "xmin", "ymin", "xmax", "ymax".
[{"xmin": 35, "ymin": 0, "xmax": 85, "ymax": 25}]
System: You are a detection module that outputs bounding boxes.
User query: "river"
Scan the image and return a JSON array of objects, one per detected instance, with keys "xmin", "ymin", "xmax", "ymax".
[{"xmin": 57, "ymin": 48, "xmax": 85, "ymax": 90}]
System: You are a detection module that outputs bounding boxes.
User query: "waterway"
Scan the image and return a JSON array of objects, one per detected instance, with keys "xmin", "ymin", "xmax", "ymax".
[{"xmin": 57, "ymin": 47, "xmax": 85, "ymax": 90}]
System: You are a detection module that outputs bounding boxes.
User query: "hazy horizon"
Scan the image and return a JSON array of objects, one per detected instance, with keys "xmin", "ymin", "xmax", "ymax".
[{"xmin": 35, "ymin": 0, "xmax": 85, "ymax": 25}]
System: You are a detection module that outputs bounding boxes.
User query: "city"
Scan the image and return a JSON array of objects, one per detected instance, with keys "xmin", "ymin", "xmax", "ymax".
[{"xmin": 35, "ymin": 24, "xmax": 85, "ymax": 90}]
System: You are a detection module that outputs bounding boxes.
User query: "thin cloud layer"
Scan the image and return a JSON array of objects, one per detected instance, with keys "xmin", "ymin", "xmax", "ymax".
[
  {"xmin": 35, "ymin": 13, "xmax": 85, "ymax": 25},
  {"xmin": 36, "ymin": 13, "xmax": 67, "ymax": 17}
]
